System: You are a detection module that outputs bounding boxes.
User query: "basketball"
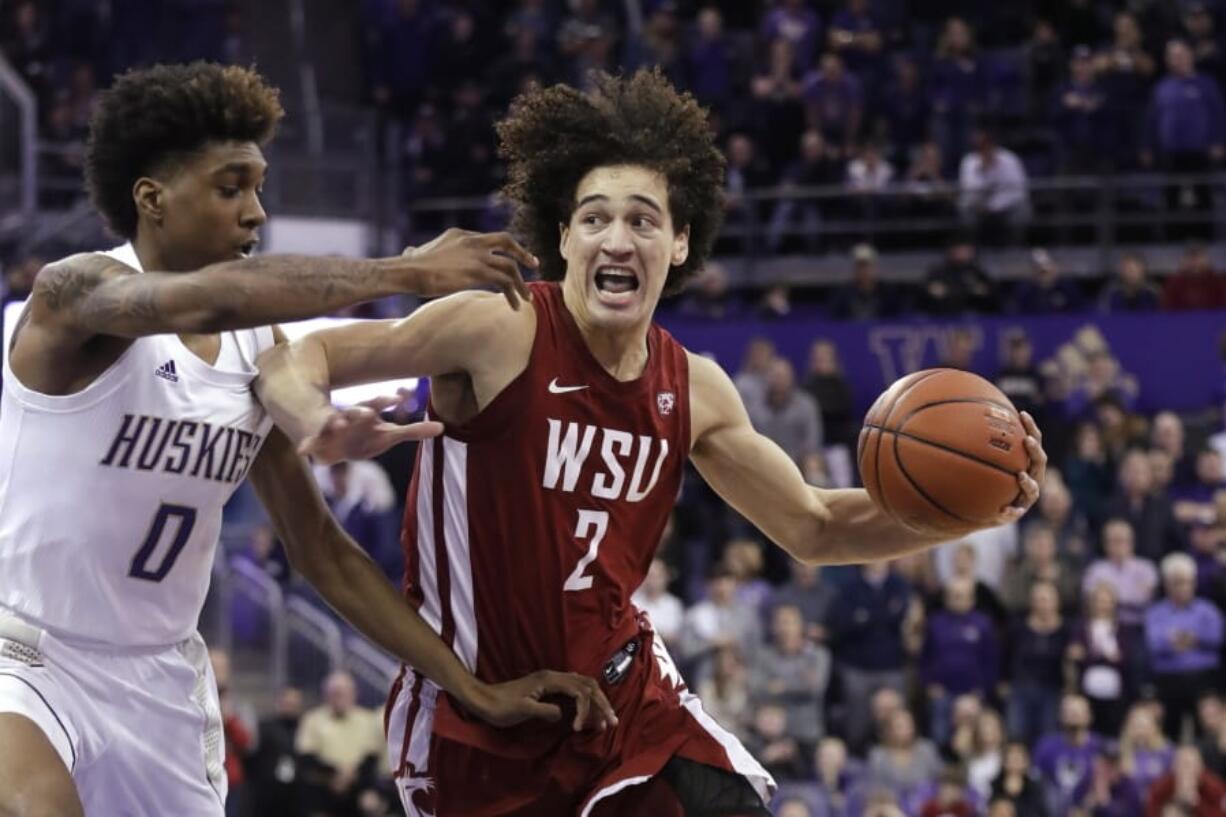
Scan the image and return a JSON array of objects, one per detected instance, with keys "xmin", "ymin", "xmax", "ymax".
[{"xmin": 857, "ymin": 368, "xmax": 1030, "ymax": 535}]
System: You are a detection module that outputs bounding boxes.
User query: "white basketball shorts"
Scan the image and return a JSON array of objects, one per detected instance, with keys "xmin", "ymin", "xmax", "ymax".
[{"xmin": 0, "ymin": 611, "xmax": 227, "ymax": 816}]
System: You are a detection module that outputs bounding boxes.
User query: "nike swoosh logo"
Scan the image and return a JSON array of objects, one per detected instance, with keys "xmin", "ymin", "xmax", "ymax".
[{"xmin": 549, "ymin": 378, "xmax": 589, "ymax": 394}]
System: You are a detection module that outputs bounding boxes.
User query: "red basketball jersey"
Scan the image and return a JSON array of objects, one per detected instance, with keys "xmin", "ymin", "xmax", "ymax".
[{"xmin": 400, "ymin": 281, "xmax": 690, "ymax": 747}]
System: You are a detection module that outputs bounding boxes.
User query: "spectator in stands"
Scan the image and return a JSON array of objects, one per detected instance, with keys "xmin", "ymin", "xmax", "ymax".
[
  {"xmin": 827, "ymin": 562, "xmax": 912, "ymax": 752},
  {"xmin": 868, "ymin": 709, "xmax": 943, "ymax": 801},
  {"xmin": 370, "ymin": 0, "xmax": 438, "ymax": 116},
  {"xmin": 1037, "ymin": 473, "xmax": 1095, "ymax": 566},
  {"xmin": 1096, "ymin": 12, "xmax": 1157, "ymax": 170},
  {"xmin": 431, "ymin": 10, "xmax": 484, "ymax": 96},
  {"xmin": 1067, "ymin": 352, "xmax": 1141, "ymax": 418},
  {"xmin": 930, "ymin": 18, "xmax": 984, "ymax": 171},
  {"xmin": 863, "ymin": 787, "xmax": 909, "ymax": 817},
  {"xmin": 1120, "ymin": 706, "xmax": 1175, "ymax": 796},
  {"xmin": 939, "ymin": 327, "xmax": 980, "ymax": 372},
  {"xmin": 1146, "ymin": 745, "xmax": 1226, "ymax": 817},
  {"xmin": 1006, "ymin": 581, "xmax": 1069, "ymax": 747},
  {"xmin": 924, "ymin": 238, "xmax": 998, "ymax": 315},
  {"xmin": 681, "ymin": 562, "xmax": 764, "ymax": 682},
  {"xmin": 749, "ymin": 39, "xmax": 809, "ymax": 171},
  {"xmin": 1187, "ymin": 3, "xmax": 1225, "ymax": 83},
  {"xmin": 777, "ymin": 797, "xmax": 814, "ymax": 817},
  {"xmin": 766, "ymin": 559, "xmax": 836, "ymax": 642},
  {"xmin": 296, "ymin": 671, "xmax": 387, "ymax": 817},
  {"xmin": 919, "ymin": 764, "xmax": 979, "ymax": 817},
  {"xmin": 747, "ymin": 358, "xmax": 825, "ymax": 482},
  {"xmin": 1070, "ymin": 742, "xmax": 1144, "ymax": 817},
  {"xmin": 734, "ymin": 336, "xmax": 776, "ymax": 408},
  {"xmin": 247, "ymin": 687, "xmax": 306, "ymax": 817},
  {"xmin": 1146, "ymin": 553, "xmax": 1224, "ymax": 740},
  {"xmin": 1105, "ymin": 450, "xmax": 1185, "ymax": 563},
  {"xmin": 958, "ymin": 126, "xmax": 1030, "ymax": 246},
  {"xmin": 827, "ymin": 0, "xmax": 884, "ymax": 90},
  {"xmin": 969, "ymin": 709, "xmax": 1008, "ymax": 799},
  {"xmin": 317, "ymin": 459, "xmax": 398, "ymax": 571},
  {"xmin": 1143, "ymin": 39, "xmax": 1225, "ymax": 186},
  {"xmin": 814, "ymin": 736, "xmax": 863, "ymax": 816},
  {"xmin": 725, "ymin": 537, "xmax": 773, "ymax": 612},
  {"xmin": 488, "ymin": 26, "xmax": 557, "ymax": 109},
  {"xmin": 624, "ymin": 3, "xmax": 686, "ymax": 88},
  {"xmin": 931, "ymin": 541, "xmax": 1009, "ymax": 627},
  {"xmin": 803, "ymin": 339, "xmax": 857, "ymax": 456},
  {"xmin": 1009, "ymin": 248, "xmax": 1085, "ymax": 314},
  {"xmin": 995, "ymin": 330, "xmax": 1045, "ymax": 423},
  {"xmin": 557, "ymin": 0, "xmax": 619, "ymax": 65},
  {"xmin": 679, "ymin": 261, "xmax": 742, "ymax": 320},
  {"xmin": 945, "ymin": 693, "xmax": 986, "ymax": 766},
  {"xmin": 1101, "ymin": 253, "xmax": 1162, "ymax": 313},
  {"xmin": 803, "ymin": 52, "xmax": 864, "ymax": 155},
  {"xmin": 902, "ymin": 140, "xmax": 958, "ymax": 221},
  {"xmin": 1054, "ymin": 46, "xmax": 1112, "ymax": 173},
  {"xmin": 686, "ymin": 7, "xmax": 735, "ymax": 110},
  {"xmin": 827, "ymin": 243, "xmax": 904, "ymax": 320},
  {"xmin": 747, "ymin": 701, "xmax": 810, "ymax": 780},
  {"xmin": 1153, "ymin": 411, "xmax": 1194, "ymax": 488},
  {"xmin": 1200, "ymin": 714, "xmax": 1226, "ymax": 781},
  {"xmin": 753, "ymin": 604, "xmax": 832, "ymax": 751},
  {"xmin": 1065, "ymin": 423, "xmax": 1116, "ymax": 530},
  {"xmin": 1069, "ymin": 583, "xmax": 1138, "ymax": 736},
  {"xmin": 1, "ymin": 0, "xmax": 52, "ymax": 108},
  {"xmin": 761, "ymin": 0, "xmax": 823, "ymax": 74},
  {"xmin": 696, "ymin": 646, "xmax": 752, "ymax": 741},
  {"xmin": 992, "ymin": 741, "xmax": 1050, "ymax": 817},
  {"xmin": 724, "ymin": 132, "xmax": 774, "ymax": 251},
  {"xmin": 1003, "ymin": 524, "xmax": 1080, "ymax": 615},
  {"xmin": 847, "ymin": 140, "xmax": 895, "ymax": 198},
  {"xmin": 1035, "ymin": 695, "xmax": 1105, "ymax": 816},
  {"xmin": 881, "ymin": 57, "xmax": 932, "ymax": 167},
  {"xmin": 1173, "ymin": 448, "xmax": 1226, "ymax": 526},
  {"xmin": 921, "ymin": 578, "xmax": 1000, "ymax": 745},
  {"xmin": 632, "ymin": 558, "xmax": 684, "ymax": 644},
  {"xmin": 1164, "ymin": 243, "xmax": 1226, "ymax": 310},
  {"xmin": 766, "ymin": 129, "xmax": 845, "ymax": 254},
  {"xmin": 210, "ymin": 648, "xmax": 254, "ymax": 817},
  {"xmin": 1187, "ymin": 522, "xmax": 1226, "ymax": 607},
  {"xmin": 1082, "ymin": 518, "xmax": 1160, "ymax": 628}
]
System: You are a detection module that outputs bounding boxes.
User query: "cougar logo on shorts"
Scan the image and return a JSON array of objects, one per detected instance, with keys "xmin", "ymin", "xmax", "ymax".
[{"xmin": 398, "ymin": 773, "xmax": 436, "ymax": 817}]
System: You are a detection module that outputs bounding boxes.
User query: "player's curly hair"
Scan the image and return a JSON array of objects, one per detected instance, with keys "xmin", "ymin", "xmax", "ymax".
[
  {"xmin": 497, "ymin": 70, "xmax": 726, "ymax": 295},
  {"xmin": 85, "ymin": 62, "xmax": 284, "ymax": 238}
]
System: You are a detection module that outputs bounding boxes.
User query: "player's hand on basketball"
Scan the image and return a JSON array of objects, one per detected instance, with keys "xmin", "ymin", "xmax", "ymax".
[
  {"xmin": 298, "ymin": 396, "xmax": 443, "ymax": 464},
  {"xmin": 995, "ymin": 411, "xmax": 1046, "ymax": 524},
  {"xmin": 402, "ymin": 228, "xmax": 537, "ymax": 310},
  {"xmin": 470, "ymin": 671, "xmax": 618, "ymax": 732}
]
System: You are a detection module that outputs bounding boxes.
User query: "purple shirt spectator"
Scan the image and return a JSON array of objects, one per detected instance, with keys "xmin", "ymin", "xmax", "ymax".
[
  {"xmin": 1034, "ymin": 732, "xmax": 1103, "ymax": 808},
  {"xmin": 803, "ymin": 54, "xmax": 864, "ymax": 149},
  {"xmin": 920, "ymin": 609, "xmax": 999, "ymax": 696},
  {"xmin": 686, "ymin": 8, "xmax": 735, "ymax": 108},
  {"xmin": 371, "ymin": 0, "xmax": 438, "ymax": 107},
  {"xmin": 1127, "ymin": 747, "xmax": 1174, "ymax": 794},
  {"xmin": 761, "ymin": 1, "xmax": 822, "ymax": 74},
  {"xmin": 1145, "ymin": 596, "xmax": 1224, "ymax": 674},
  {"xmin": 1147, "ymin": 73, "xmax": 1226, "ymax": 156},
  {"xmin": 1070, "ymin": 770, "xmax": 1143, "ymax": 817}
]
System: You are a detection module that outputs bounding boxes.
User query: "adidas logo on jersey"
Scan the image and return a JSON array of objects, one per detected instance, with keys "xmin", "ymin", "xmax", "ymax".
[{"xmin": 154, "ymin": 360, "xmax": 180, "ymax": 383}]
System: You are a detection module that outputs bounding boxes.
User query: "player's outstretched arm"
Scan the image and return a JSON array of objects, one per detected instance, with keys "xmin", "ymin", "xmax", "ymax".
[
  {"xmin": 248, "ymin": 424, "xmax": 616, "ymax": 732},
  {"xmin": 255, "ymin": 291, "xmax": 532, "ymax": 461},
  {"xmin": 687, "ymin": 354, "xmax": 1046, "ymax": 565},
  {"xmin": 28, "ymin": 228, "xmax": 533, "ymax": 340}
]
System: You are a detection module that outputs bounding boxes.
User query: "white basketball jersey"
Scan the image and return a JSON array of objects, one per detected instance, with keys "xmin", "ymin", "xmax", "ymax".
[{"xmin": 0, "ymin": 244, "xmax": 275, "ymax": 647}]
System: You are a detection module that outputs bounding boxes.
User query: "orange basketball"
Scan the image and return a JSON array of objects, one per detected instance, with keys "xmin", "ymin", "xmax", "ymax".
[{"xmin": 857, "ymin": 368, "xmax": 1029, "ymax": 535}]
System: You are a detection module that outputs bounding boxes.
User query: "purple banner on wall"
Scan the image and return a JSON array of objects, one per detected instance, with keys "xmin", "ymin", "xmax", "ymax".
[{"xmin": 658, "ymin": 310, "xmax": 1226, "ymax": 415}]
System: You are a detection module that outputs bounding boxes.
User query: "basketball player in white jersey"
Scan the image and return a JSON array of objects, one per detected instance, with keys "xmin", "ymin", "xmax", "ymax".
[{"xmin": 0, "ymin": 63, "xmax": 613, "ymax": 817}]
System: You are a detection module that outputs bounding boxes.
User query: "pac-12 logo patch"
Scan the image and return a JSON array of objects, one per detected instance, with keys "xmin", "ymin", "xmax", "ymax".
[{"xmin": 657, "ymin": 391, "xmax": 675, "ymax": 416}]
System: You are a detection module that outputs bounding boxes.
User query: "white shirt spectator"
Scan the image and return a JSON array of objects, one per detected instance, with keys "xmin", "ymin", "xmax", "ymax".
[
  {"xmin": 313, "ymin": 460, "xmax": 396, "ymax": 514},
  {"xmin": 848, "ymin": 154, "xmax": 895, "ymax": 192},
  {"xmin": 959, "ymin": 147, "xmax": 1029, "ymax": 215},
  {"xmin": 934, "ymin": 523, "xmax": 1018, "ymax": 590}
]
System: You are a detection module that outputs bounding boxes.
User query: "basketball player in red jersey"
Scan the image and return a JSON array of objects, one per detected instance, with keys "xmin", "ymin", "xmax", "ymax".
[{"xmin": 255, "ymin": 70, "xmax": 1047, "ymax": 816}]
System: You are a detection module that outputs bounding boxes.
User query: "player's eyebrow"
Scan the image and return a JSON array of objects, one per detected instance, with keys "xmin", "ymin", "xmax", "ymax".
[
  {"xmin": 576, "ymin": 193, "xmax": 663, "ymax": 214},
  {"xmin": 210, "ymin": 161, "xmax": 268, "ymax": 178}
]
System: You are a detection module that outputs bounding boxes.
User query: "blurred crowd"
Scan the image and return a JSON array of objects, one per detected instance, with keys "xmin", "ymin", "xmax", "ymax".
[{"xmin": 9, "ymin": 0, "xmax": 1226, "ymax": 247}]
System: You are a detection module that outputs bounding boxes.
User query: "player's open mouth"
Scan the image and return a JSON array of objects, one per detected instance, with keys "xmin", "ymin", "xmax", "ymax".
[
  {"xmin": 236, "ymin": 239, "xmax": 259, "ymax": 258},
  {"xmin": 594, "ymin": 266, "xmax": 639, "ymax": 294}
]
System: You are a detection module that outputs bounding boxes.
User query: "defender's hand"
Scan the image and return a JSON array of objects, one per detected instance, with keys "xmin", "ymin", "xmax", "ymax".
[
  {"xmin": 402, "ymin": 228, "xmax": 536, "ymax": 310},
  {"xmin": 298, "ymin": 396, "xmax": 442, "ymax": 464},
  {"xmin": 467, "ymin": 671, "xmax": 619, "ymax": 732}
]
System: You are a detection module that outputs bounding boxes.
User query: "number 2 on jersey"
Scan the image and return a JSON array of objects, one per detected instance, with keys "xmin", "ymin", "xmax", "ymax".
[
  {"xmin": 129, "ymin": 503, "xmax": 198, "ymax": 582},
  {"xmin": 564, "ymin": 509, "xmax": 608, "ymax": 591}
]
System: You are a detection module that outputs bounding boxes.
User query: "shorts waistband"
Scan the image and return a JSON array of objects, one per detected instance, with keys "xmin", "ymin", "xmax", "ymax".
[{"xmin": 0, "ymin": 613, "xmax": 44, "ymax": 665}]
